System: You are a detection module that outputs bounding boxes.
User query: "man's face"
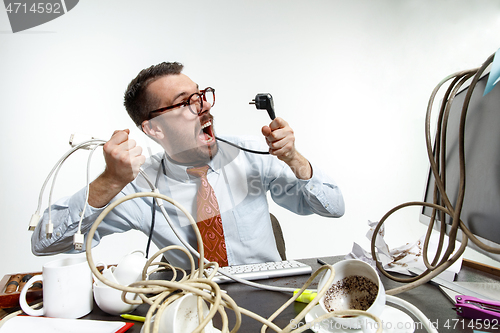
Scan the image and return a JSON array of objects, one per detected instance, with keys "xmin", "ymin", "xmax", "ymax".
[{"xmin": 144, "ymin": 73, "xmax": 218, "ymax": 165}]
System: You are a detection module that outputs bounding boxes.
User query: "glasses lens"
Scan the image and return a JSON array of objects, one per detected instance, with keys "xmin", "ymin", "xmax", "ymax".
[
  {"xmin": 204, "ymin": 88, "xmax": 215, "ymax": 107},
  {"xmin": 188, "ymin": 88, "xmax": 215, "ymax": 115},
  {"xmin": 187, "ymin": 94, "xmax": 201, "ymax": 114}
]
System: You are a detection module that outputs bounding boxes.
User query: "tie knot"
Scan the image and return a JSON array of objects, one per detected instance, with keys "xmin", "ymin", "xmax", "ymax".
[{"xmin": 186, "ymin": 165, "xmax": 210, "ymax": 178}]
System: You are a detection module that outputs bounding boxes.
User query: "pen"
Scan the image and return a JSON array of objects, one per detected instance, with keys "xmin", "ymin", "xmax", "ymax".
[
  {"xmin": 317, "ymin": 258, "xmax": 328, "ymax": 266},
  {"xmin": 120, "ymin": 314, "xmax": 146, "ymax": 322}
]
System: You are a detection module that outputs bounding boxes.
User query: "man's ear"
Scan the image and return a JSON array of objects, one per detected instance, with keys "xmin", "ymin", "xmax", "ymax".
[{"xmin": 141, "ymin": 119, "xmax": 164, "ymax": 140}]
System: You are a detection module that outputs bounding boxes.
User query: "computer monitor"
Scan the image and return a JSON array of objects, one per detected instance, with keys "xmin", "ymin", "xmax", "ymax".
[{"xmin": 419, "ymin": 67, "xmax": 500, "ymax": 264}]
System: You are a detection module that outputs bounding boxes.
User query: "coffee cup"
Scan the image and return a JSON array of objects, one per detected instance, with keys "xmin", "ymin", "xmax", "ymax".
[
  {"xmin": 113, "ymin": 250, "xmax": 148, "ymax": 285},
  {"xmin": 140, "ymin": 293, "xmax": 216, "ymax": 333},
  {"xmin": 94, "ymin": 261, "xmax": 119, "ymax": 287},
  {"xmin": 19, "ymin": 256, "xmax": 93, "ymax": 319},
  {"xmin": 93, "ymin": 283, "xmax": 139, "ymax": 315},
  {"xmin": 317, "ymin": 259, "xmax": 386, "ymax": 331}
]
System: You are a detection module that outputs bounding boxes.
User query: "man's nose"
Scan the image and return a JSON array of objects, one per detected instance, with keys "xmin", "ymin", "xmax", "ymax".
[{"xmin": 198, "ymin": 99, "xmax": 212, "ymax": 115}]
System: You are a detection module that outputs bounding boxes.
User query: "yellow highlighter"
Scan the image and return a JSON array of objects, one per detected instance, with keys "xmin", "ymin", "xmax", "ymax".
[
  {"xmin": 120, "ymin": 314, "xmax": 146, "ymax": 322},
  {"xmin": 293, "ymin": 289, "xmax": 318, "ymax": 303}
]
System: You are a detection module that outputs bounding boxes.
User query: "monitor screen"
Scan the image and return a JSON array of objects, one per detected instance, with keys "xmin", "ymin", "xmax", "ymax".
[{"xmin": 420, "ymin": 70, "xmax": 500, "ymax": 262}]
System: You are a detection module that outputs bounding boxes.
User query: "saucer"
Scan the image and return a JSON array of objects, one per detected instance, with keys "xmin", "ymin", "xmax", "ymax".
[{"xmin": 304, "ymin": 304, "xmax": 415, "ymax": 333}]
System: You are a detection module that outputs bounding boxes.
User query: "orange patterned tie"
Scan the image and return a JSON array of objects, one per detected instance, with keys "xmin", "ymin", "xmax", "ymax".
[{"xmin": 187, "ymin": 165, "xmax": 228, "ymax": 267}]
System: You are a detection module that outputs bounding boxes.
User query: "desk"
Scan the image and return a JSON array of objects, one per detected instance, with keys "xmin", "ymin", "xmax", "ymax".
[{"xmin": 21, "ymin": 256, "xmax": 500, "ymax": 332}]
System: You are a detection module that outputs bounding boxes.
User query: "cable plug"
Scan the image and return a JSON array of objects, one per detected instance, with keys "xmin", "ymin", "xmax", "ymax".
[
  {"xmin": 69, "ymin": 133, "xmax": 98, "ymax": 149},
  {"xmin": 250, "ymin": 93, "xmax": 276, "ymax": 120},
  {"xmin": 46, "ymin": 221, "xmax": 53, "ymax": 239},
  {"xmin": 73, "ymin": 233, "xmax": 84, "ymax": 251},
  {"xmin": 28, "ymin": 212, "xmax": 40, "ymax": 231}
]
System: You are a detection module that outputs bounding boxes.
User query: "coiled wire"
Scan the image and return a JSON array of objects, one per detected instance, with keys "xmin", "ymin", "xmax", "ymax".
[
  {"xmin": 371, "ymin": 52, "xmax": 500, "ymax": 295},
  {"xmin": 85, "ymin": 191, "xmax": 386, "ymax": 333}
]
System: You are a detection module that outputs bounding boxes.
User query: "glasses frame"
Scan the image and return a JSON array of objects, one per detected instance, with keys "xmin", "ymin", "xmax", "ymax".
[{"xmin": 148, "ymin": 87, "xmax": 215, "ymax": 119}]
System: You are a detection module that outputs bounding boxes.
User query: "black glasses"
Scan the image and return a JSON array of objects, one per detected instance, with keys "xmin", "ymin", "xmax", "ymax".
[{"xmin": 148, "ymin": 87, "xmax": 215, "ymax": 119}]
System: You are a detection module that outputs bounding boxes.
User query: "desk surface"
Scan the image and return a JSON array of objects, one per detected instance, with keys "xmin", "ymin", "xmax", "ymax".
[{"xmin": 80, "ymin": 256, "xmax": 500, "ymax": 332}]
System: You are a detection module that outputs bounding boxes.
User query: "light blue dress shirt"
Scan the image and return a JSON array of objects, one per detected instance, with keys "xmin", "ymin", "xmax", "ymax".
[{"xmin": 32, "ymin": 136, "xmax": 344, "ymax": 268}]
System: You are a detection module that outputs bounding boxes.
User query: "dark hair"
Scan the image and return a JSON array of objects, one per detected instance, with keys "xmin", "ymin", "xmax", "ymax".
[{"xmin": 124, "ymin": 62, "xmax": 184, "ymax": 126}]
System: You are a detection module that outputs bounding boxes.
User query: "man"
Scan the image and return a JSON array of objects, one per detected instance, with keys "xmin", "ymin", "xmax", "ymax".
[{"xmin": 32, "ymin": 62, "xmax": 345, "ymax": 268}]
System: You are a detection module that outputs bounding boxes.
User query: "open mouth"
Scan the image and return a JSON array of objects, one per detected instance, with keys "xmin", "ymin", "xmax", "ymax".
[{"xmin": 199, "ymin": 120, "xmax": 215, "ymax": 144}]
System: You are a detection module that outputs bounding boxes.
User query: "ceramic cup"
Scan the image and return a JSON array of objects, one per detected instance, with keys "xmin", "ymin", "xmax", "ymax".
[
  {"xmin": 158, "ymin": 293, "xmax": 216, "ymax": 333},
  {"xmin": 317, "ymin": 259, "xmax": 386, "ymax": 332},
  {"xmin": 19, "ymin": 256, "xmax": 93, "ymax": 319},
  {"xmin": 94, "ymin": 261, "xmax": 119, "ymax": 287},
  {"xmin": 93, "ymin": 283, "xmax": 139, "ymax": 315},
  {"xmin": 113, "ymin": 250, "xmax": 148, "ymax": 285}
]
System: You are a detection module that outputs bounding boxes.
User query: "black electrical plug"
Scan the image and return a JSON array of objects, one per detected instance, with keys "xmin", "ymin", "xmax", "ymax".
[{"xmin": 249, "ymin": 93, "xmax": 276, "ymax": 120}]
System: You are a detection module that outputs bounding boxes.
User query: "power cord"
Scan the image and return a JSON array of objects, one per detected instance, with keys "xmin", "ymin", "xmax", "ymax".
[
  {"xmin": 214, "ymin": 136, "xmax": 270, "ymax": 155},
  {"xmin": 370, "ymin": 52, "xmax": 500, "ymax": 295}
]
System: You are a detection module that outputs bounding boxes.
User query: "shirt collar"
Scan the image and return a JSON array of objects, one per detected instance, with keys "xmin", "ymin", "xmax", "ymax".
[
  {"xmin": 162, "ymin": 151, "xmax": 222, "ymax": 182},
  {"xmin": 161, "ymin": 139, "xmax": 240, "ymax": 181}
]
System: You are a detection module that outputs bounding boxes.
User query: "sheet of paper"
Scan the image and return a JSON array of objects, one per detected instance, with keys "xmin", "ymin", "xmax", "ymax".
[
  {"xmin": 0, "ymin": 316, "xmax": 132, "ymax": 333},
  {"xmin": 345, "ymin": 221, "xmax": 462, "ymax": 281}
]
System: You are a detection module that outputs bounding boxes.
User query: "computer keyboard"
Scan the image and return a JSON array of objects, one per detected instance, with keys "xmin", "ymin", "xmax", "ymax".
[{"xmin": 206, "ymin": 259, "xmax": 312, "ymax": 284}]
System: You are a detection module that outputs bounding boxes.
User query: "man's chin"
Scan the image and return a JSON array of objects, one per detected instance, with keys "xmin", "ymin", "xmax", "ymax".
[
  {"xmin": 168, "ymin": 141, "xmax": 219, "ymax": 165},
  {"xmin": 205, "ymin": 139, "xmax": 219, "ymax": 160}
]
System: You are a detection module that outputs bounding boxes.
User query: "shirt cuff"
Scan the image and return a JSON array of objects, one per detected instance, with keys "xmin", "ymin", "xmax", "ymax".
[
  {"xmin": 67, "ymin": 187, "xmax": 107, "ymax": 223},
  {"xmin": 299, "ymin": 162, "xmax": 343, "ymax": 215}
]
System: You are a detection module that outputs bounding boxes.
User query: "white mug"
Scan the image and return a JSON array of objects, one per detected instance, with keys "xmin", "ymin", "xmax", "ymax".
[{"xmin": 19, "ymin": 256, "xmax": 93, "ymax": 319}]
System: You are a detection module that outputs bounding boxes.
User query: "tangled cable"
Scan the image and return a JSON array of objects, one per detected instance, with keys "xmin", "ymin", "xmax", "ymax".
[
  {"xmin": 371, "ymin": 52, "xmax": 500, "ymax": 295},
  {"xmin": 85, "ymin": 191, "xmax": 387, "ymax": 333}
]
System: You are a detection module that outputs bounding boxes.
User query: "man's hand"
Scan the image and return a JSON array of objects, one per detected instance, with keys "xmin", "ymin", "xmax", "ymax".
[
  {"xmin": 261, "ymin": 118, "xmax": 312, "ymax": 180},
  {"xmin": 102, "ymin": 129, "xmax": 145, "ymax": 187},
  {"xmin": 88, "ymin": 129, "xmax": 145, "ymax": 208}
]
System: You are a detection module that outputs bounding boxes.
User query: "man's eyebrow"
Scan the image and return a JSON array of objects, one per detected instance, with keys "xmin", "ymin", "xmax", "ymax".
[{"xmin": 170, "ymin": 84, "xmax": 199, "ymax": 105}]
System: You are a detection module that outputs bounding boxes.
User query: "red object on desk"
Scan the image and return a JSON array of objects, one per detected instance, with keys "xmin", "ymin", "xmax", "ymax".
[
  {"xmin": 116, "ymin": 322, "xmax": 134, "ymax": 333},
  {"xmin": 0, "ymin": 316, "xmax": 134, "ymax": 333}
]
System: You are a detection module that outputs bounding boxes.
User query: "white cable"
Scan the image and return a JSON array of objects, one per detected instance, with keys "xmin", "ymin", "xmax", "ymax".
[
  {"xmin": 37, "ymin": 139, "xmax": 105, "ymax": 212},
  {"xmin": 30, "ymin": 139, "xmax": 106, "ymax": 232},
  {"xmin": 78, "ymin": 144, "xmax": 103, "ymax": 233},
  {"xmin": 386, "ymin": 295, "xmax": 439, "ymax": 333},
  {"xmin": 74, "ymin": 143, "xmax": 104, "ymax": 250},
  {"xmin": 46, "ymin": 140, "xmax": 105, "ymax": 238}
]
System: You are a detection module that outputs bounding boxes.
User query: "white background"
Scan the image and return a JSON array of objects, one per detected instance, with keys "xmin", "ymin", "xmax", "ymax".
[{"xmin": 1, "ymin": 0, "xmax": 500, "ymax": 278}]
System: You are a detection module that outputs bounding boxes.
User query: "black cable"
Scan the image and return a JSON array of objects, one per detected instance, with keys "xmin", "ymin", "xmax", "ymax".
[
  {"xmin": 146, "ymin": 199, "xmax": 156, "ymax": 259},
  {"xmin": 145, "ymin": 135, "xmax": 269, "ymax": 258},
  {"xmin": 145, "ymin": 156, "xmax": 167, "ymax": 258},
  {"xmin": 215, "ymin": 136, "xmax": 270, "ymax": 155}
]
